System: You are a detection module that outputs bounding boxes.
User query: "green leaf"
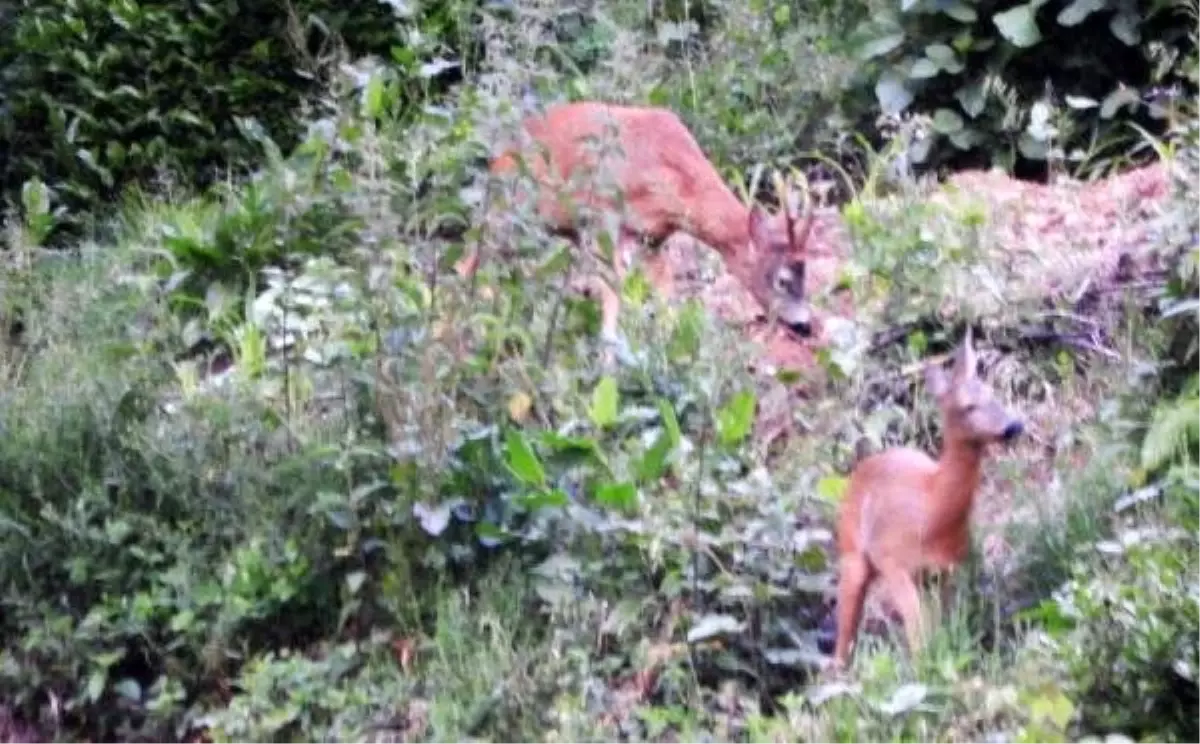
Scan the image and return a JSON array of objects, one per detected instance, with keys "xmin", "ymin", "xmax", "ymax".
[
  {"xmin": 637, "ymin": 431, "xmax": 674, "ymax": 483},
  {"xmin": 932, "ymin": 108, "xmax": 965, "ymax": 134},
  {"xmin": 595, "ymin": 481, "xmax": 638, "ymax": 511},
  {"xmin": 910, "ymin": 58, "xmax": 940, "ymax": 79},
  {"xmin": 948, "ymin": 127, "xmax": 985, "ymax": 150},
  {"xmin": 687, "ymin": 613, "xmax": 745, "ymax": 642},
  {"xmin": 516, "ymin": 488, "xmax": 570, "ymax": 511},
  {"xmin": 590, "ymin": 376, "xmax": 620, "ymax": 428},
  {"xmin": 504, "ymin": 429, "xmax": 546, "ymax": 487},
  {"xmin": 875, "ymin": 70, "xmax": 914, "ymax": 115},
  {"xmin": 955, "ymin": 78, "xmax": 988, "ymax": 118},
  {"xmin": 993, "ymin": 4, "xmax": 1042, "ymax": 47},
  {"xmin": 1056, "ymin": 0, "xmax": 1106, "ymax": 26},
  {"xmin": 1100, "ymin": 86, "xmax": 1140, "ymax": 119},
  {"xmin": 1109, "ymin": 10, "xmax": 1140, "ymax": 45},
  {"xmin": 716, "ymin": 390, "xmax": 756, "ymax": 447},
  {"xmin": 942, "ymin": 1, "xmax": 978, "ymax": 22},
  {"xmin": 857, "ymin": 32, "xmax": 906, "ymax": 61},
  {"xmin": 924, "ymin": 43, "xmax": 960, "ymax": 71},
  {"xmin": 657, "ymin": 398, "xmax": 682, "ymax": 446},
  {"xmin": 816, "ymin": 475, "xmax": 848, "ymax": 503}
]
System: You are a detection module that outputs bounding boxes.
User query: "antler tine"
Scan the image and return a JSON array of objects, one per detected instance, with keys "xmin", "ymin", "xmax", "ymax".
[{"xmin": 787, "ymin": 169, "xmax": 818, "ymax": 252}]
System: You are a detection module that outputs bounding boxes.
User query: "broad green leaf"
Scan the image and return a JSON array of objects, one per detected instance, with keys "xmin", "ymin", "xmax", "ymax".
[
  {"xmin": 910, "ymin": 58, "xmax": 940, "ymax": 79},
  {"xmin": 595, "ymin": 481, "xmax": 638, "ymax": 511},
  {"xmin": 637, "ymin": 431, "xmax": 674, "ymax": 483},
  {"xmin": 955, "ymin": 77, "xmax": 988, "ymax": 118},
  {"xmin": 949, "ymin": 127, "xmax": 985, "ymax": 150},
  {"xmin": 1018, "ymin": 132, "xmax": 1050, "ymax": 160},
  {"xmin": 942, "ymin": 1, "xmax": 978, "ymax": 21},
  {"xmin": 1109, "ymin": 10, "xmax": 1140, "ymax": 45},
  {"xmin": 816, "ymin": 475, "xmax": 848, "ymax": 503},
  {"xmin": 716, "ymin": 390, "xmax": 756, "ymax": 447},
  {"xmin": 516, "ymin": 488, "xmax": 569, "ymax": 511},
  {"xmin": 1100, "ymin": 85, "xmax": 1140, "ymax": 119},
  {"xmin": 1056, "ymin": 0, "xmax": 1106, "ymax": 26},
  {"xmin": 932, "ymin": 108, "xmax": 965, "ymax": 134},
  {"xmin": 924, "ymin": 43, "xmax": 959, "ymax": 70},
  {"xmin": 590, "ymin": 376, "xmax": 620, "ymax": 428},
  {"xmin": 504, "ymin": 429, "xmax": 546, "ymax": 486},
  {"xmin": 875, "ymin": 70, "xmax": 914, "ymax": 115},
  {"xmin": 657, "ymin": 398, "xmax": 682, "ymax": 446},
  {"xmin": 857, "ymin": 32, "xmax": 905, "ymax": 61},
  {"xmin": 993, "ymin": 4, "xmax": 1042, "ymax": 47}
]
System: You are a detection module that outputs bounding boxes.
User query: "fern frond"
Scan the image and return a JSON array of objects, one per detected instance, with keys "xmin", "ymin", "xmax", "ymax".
[{"xmin": 1141, "ymin": 381, "xmax": 1200, "ymax": 473}]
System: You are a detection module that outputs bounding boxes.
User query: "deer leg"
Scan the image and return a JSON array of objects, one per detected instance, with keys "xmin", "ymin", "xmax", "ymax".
[
  {"xmin": 879, "ymin": 565, "xmax": 925, "ymax": 658},
  {"xmin": 642, "ymin": 243, "xmax": 675, "ymax": 302},
  {"xmin": 833, "ymin": 552, "xmax": 874, "ymax": 668},
  {"xmin": 454, "ymin": 248, "xmax": 480, "ymax": 280}
]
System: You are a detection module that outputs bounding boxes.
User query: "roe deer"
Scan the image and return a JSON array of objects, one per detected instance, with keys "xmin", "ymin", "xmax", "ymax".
[
  {"xmin": 455, "ymin": 101, "xmax": 817, "ymax": 348},
  {"xmin": 832, "ymin": 328, "xmax": 1024, "ymax": 668}
]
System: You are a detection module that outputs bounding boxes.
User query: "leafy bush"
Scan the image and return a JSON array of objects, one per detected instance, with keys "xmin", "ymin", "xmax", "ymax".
[
  {"xmin": 850, "ymin": 0, "xmax": 1198, "ymax": 177},
  {"xmin": 0, "ymin": 0, "xmax": 478, "ymax": 243}
]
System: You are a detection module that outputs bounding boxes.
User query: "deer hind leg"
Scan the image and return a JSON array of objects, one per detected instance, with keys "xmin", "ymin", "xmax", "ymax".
[
  {"xmin": 642, "ymin": 243, "xmax": 675, "ymax": 303},
  {"xmin": 833, "ymin": 552, "xmax": 874, "ymax": 668},
  {"xmin": 878, "ymin": 564, "xmax": 925, "ymax": 659}
]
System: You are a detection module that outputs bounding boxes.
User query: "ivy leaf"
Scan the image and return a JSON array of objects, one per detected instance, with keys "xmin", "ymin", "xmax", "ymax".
[{"xmin": 993, "ymin": 4, "xmax": 1042, "ymax": 47}]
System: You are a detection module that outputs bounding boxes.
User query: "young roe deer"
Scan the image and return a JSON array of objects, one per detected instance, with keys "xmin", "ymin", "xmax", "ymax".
[
  {"xmin": 832, "ymin": 328, "xmax": 1024, "ymax": 668},
  {"xmin": 455, "ymin": 101, "xmax": 818, "ymax": 347}
]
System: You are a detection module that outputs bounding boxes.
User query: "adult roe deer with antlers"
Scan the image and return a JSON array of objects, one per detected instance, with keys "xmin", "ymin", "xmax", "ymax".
[
  {"xmin": 832, "ymin": 328, "xmax": 1025, "ymax": 668},
  {"xmin": 455, "ymin": 101, "xmax": 818, "ymax": 348}
]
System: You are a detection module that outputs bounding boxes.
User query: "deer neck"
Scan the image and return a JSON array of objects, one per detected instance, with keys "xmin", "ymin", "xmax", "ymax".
[{"xmin": 928, "ymin": 435, "xmax": 984, "ymax": 534}]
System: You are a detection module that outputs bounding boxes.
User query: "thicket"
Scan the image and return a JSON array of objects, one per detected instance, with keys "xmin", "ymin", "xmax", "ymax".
[
  {"xmin": 0, "ymin": 0, "xmax": 1197, "ymax": 742},
  {"xmin": 0, "ymin": 0, "xmax": 479, "ymax": 242}
]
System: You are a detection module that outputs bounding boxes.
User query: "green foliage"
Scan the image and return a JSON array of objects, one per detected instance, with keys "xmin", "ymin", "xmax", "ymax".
[
  {"xmin": 1031, "ymin": 472, "xmax": 1199, "ymax": 742},
  {"xmin": 0, "ymin": 0, "xmax": 477, "ymax": 243},
  {"xmin": 851, "ymin": 0, "xmax": 1198, "ymax": 175}
]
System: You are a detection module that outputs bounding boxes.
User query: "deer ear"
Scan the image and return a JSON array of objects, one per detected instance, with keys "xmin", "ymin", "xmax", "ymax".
[
  {"xmin": 924, "ymin": 362, "xmax": 951, "ymax": 398},
  {"xmin": 748, "ymin": 206, "xmax": 772, "ymax": 249},
  {"xmin": 952, "ymin": 327, "xmax": 977, "ymax": 381}
]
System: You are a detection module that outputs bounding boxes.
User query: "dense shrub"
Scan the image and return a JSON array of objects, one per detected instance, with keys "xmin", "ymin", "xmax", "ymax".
[
  {"xmin": 849, "ymin": 0, "xmax": 1198, "ymax": 178},
  {"xmin": 0, "ymin": 0, "xmax": 479, "ymax": 243}
]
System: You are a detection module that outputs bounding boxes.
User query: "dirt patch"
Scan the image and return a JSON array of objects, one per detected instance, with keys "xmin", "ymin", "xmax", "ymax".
[{"xmin": 657, "ymin": 162, "xmax": 1173, "ymax": 378}]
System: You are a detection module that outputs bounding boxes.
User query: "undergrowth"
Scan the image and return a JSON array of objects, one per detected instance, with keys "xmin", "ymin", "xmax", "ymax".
[{"xmin": 0, "ymin": 1, "xmax": 1196, "ymax": 742}]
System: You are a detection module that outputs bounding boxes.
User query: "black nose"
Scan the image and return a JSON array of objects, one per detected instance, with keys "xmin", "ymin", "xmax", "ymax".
[
  {"xmin": 788, "ymin": 320, "xmax": 813, "ymax": 337},
  {"xmin": 1001, "ymin": 421, "xmax": 1024, "ymax": 442}
]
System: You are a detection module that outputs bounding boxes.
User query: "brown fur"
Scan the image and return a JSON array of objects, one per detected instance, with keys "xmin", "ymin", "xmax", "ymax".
[
  {"xmin": 456, "ymin": 101, "xmax": 816, "ymax": 346},
  {"xmin": 833, "ymin": 329, "xmax": 1024, "ymax": 668}
]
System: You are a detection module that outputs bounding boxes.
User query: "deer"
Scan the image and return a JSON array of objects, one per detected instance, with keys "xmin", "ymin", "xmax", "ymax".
[
  {"xmin": 832, "ymin": 328, "xmax": 1025, "ymax": 669},
  {"xmin": 455, "ymin": 101, "xmax": 818, "ymax": 355}
]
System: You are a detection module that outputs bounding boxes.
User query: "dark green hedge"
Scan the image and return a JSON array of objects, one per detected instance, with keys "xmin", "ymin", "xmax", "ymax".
[{"xmin": 0, "ymin": 0, "xmax": 476, "ymax": 243}]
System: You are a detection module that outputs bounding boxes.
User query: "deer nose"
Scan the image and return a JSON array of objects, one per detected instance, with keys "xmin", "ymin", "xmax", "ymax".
[
  {"xmin": 1001, "ymin": 420, "xmax": 1024, "ymax": 442},
  {"xmin": 788, "ymin": 319, "xmax": 814, "ymax": 337}
]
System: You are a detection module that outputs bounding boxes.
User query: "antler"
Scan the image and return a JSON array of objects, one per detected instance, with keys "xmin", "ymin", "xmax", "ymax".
[{"xmin": 775, "ymin": 169, "xmax": 817, "ymax": 254}]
